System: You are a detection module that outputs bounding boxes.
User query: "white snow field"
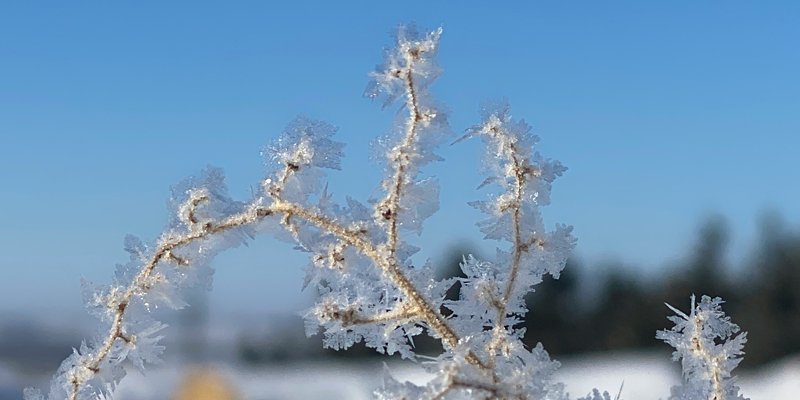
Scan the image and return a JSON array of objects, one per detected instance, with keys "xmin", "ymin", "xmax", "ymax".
[{"xmin": 110, "ymin": 352, "xmax": 800, "ymax": 400}]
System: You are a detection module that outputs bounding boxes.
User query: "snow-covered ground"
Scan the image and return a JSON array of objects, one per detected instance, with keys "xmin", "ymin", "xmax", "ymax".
[
  {"xmin": 105, "ymin": 352, "xmax": 800, "ymax": 400},
  {"xmin": 6, "ymin": 352, "xmax": 797, "ymax": 400}
]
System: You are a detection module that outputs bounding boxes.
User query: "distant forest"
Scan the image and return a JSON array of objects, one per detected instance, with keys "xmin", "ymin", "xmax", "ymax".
[{"xmin": 244, "ymin": 213, "xmax": 799, "ymax": 369}]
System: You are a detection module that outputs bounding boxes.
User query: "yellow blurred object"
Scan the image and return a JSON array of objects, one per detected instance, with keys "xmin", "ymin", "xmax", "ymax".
[{"xmin": 171, "ymin": 367, "xmax": 240, "ymax": 400}]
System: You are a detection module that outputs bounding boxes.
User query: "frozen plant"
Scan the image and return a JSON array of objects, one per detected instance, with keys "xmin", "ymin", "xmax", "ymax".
[
  {"xmin": 657, "ymin": 295, "xmax": 748, "ymax": 400},
  {"xmin": 26, "ymin": 22, "xmax": 749, "ymax": 400}
]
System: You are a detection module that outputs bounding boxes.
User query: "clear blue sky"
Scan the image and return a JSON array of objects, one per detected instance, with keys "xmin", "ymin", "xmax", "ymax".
[{"xmin": 2, "ymin": 2, "xmax": 799, "ymax": 316}]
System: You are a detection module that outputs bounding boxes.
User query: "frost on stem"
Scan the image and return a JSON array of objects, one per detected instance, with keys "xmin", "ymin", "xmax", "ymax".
[
  {"xmin": 657, "ymin": 295, "xmax": 749, "ymax": 400},
  {"xmin": 452, "ymin": 99, "xmax": 576, "ymax": 330},
  {"xmin": 26, "ymin": 168, "xmax": 253, "ymax": 400},
  {"xmin": 366, "ymin": 22, "xmax": 451, "ymax": 240},
  {"xmin": 261, "ymin": 115, "xmax": 345, "ymax": 205}
]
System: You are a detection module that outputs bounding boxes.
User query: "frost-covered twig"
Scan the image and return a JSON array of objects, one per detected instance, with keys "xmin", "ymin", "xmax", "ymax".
[
  {"xmin": 456, "ymin": 100, "xmax": 571, "ymax": 369},
  {"xmin": 657, "ymin": 295, "xmax": 749, "ymax": 400},
  {"xmin": 361, "ymin": 23, "xmax": 490, "ymax": 370}
]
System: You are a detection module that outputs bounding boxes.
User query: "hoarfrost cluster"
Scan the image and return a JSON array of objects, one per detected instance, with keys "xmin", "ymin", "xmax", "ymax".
[
  {"xmin": 28, "ymin": 23, "xmax": 749, "ymax": 400},
  {"xmin": 657, "ymin": 296, "xmax": 748, "ymax": 400}
]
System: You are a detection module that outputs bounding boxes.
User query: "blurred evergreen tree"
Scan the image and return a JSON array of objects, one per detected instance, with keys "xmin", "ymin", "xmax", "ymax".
[
  {"xmin": 586, "ymin": 267, "xmax": 661, "ymax": 352},
  {"xmin": 735, "ymin": 213, "xmax": 800, "ymax": 367},
  {"xmin": 663, "ymin": 216, "xmax": 733, "ymax": 310},
  {"xmin": 521, "ymin": 258, "xmax": 582, "ymax": 354}
]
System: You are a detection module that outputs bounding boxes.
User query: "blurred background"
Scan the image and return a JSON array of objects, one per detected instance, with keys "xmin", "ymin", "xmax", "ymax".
[{"xmin": 1, "ymin": 1, "xmax": 799, "ymax": 399}]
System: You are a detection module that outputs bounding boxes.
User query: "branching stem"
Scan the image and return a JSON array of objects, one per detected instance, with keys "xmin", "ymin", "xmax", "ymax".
[{"xmin": 70, "ymin": 187, "xmax": 489, "ymax": 400}]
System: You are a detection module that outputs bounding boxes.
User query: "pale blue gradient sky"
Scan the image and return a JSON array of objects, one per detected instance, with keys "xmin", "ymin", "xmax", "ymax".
[{"xmin": 1, "ymin": 1, "xmax": 799, "ymax": 316}]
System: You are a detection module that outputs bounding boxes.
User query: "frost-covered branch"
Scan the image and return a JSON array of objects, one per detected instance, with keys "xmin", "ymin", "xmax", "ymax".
[
  {"xmin": 29, "ymin": 21, "xmax": 752, "ymax": 400},
  {"xmin": 457, "ymin": 100, "xmax": 572, "ymax": 368}
]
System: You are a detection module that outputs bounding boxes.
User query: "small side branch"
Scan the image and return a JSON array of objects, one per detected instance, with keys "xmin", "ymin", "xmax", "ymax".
[
  {"xmin": 316, "ymin": 302, "xmax": 419, "ymax": 328},
  {"xmin": 363, "ymin": 46, "xmax": 487, "ymax": 369},
  {"xmin": 488, "ymin": 141, "xmax": 541, "ymax": 367}
]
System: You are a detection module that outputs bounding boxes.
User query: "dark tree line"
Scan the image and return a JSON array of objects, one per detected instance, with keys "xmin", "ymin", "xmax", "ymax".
[
  {"xmin": 410, "ymin": 214, "xmax": 800, "ymax": 368},
  {"xmin": 515, "ymin": 214, "xmax": 800, "ymax": 368},
  {"xmin": 239, "ymin": 214, "xmax": 800, "ymax": 368}
]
